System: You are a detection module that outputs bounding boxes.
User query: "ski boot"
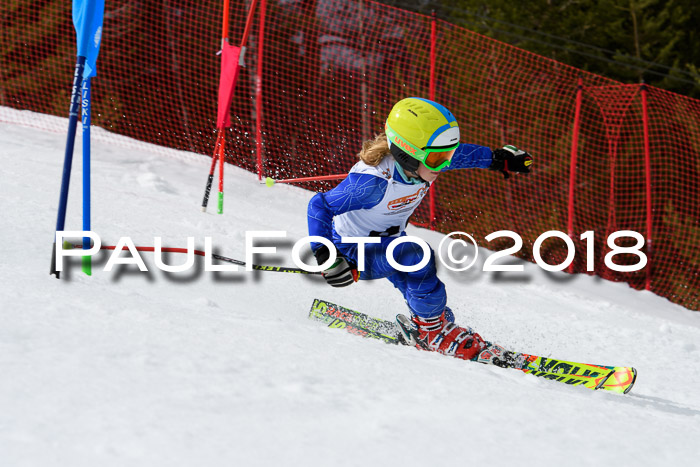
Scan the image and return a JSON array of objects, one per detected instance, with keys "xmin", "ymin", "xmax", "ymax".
[{"xmin": 396, "ymin": 310, "xmax": 486, "ymax": 360}]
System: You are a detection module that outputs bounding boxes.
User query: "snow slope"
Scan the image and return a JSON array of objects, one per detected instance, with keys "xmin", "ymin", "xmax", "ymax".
[{"xmin": 1, "ymin": 108, "xmax": 699, "ymax": 466}]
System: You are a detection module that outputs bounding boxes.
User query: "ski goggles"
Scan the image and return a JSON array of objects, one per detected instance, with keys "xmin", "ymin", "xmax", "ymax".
[{"xmin": 385, "ymin": 124, "xmax": 459, "ymax": 172}]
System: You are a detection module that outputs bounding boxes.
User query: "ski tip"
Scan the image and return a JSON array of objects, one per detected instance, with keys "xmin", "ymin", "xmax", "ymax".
[
  {"xmin": 596, "ymin": 369, "xmax": 617, "ymax": 390},
  {"xmin": 597, "ymin": 366, "xmax": 637, "ymax": 394}
]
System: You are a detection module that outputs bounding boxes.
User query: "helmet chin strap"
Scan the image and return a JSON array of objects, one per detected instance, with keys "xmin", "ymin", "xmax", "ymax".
[
  {"xmin": 390, "ymin": 143, "xmax": 428, "ymax": 184},
  {"xmin": 394, "ymin": 160, "xmax": 428, "ymax": 184}
]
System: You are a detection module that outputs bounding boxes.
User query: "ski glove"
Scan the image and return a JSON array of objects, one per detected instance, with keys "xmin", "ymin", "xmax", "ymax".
[
  {"xmin": 314, "ymin": 244, "xmax": 359, "ymax": 287},
  {"xmin": 489, "ymin": 145, "xmax": 533, "ymax": 179}
]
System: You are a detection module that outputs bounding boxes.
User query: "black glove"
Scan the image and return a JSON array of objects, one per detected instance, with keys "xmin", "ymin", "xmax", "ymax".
[
  {"xmin": 314, "ymin": 244, "xmax": 359, "ymax": 287},
  {"xmin": 489, "ymin": 145, "xmax": 533, "ymax": 179}
]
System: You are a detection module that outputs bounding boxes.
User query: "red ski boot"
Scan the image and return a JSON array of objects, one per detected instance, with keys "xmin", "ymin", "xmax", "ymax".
[{"xmin": 396, "ymin": 311, "xmax": 486, "ymax": 360}]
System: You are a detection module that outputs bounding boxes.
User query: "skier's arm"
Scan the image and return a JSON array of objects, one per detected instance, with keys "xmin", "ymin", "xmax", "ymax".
[
  {"xmin": 443, "ymin": 143, "xmax": 533, "ymax": 178},
  {"xmin": 441, "ymin": 143, "xmax": 493, "ymax": 171},
  {"xmin": 307, "ymin": 173, "xmax": 387, "ymax": 251}
]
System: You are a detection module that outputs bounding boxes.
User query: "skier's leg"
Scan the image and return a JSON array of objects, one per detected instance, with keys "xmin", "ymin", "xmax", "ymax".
[
  {"xmin": 371, "ymin": 239, "xmax": 486, "ymax": 360},
  {"xmin": 383, "ymin": 270, "xmax": 457, "ymax": 320},
  {"xmin": 358, "ymin": 236, "xmax": 447, "ymax": 317},
  {"xmin": 338, "ymin": 236, "xmax": 481, "ymax": 359}
]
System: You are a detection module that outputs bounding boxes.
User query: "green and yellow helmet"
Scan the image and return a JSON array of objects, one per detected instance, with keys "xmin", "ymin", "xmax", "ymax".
[{"xmin": 385, "ymin": 97, "xmax": 460, "ymax": 173}]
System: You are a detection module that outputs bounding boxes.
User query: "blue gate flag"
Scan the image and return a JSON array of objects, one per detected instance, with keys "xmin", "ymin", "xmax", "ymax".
[{"xmin": 72, "ymin": 0, "xmax": 104, "ymax": 79}]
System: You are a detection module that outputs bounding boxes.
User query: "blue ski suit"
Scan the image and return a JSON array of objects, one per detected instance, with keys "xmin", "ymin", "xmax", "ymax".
[{"xmin": 307, "ymin": 143, "xmax": 493, "ymax": 318}]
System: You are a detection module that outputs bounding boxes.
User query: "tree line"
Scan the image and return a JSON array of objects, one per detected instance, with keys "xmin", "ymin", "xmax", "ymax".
[{"xmin": 382, "ymin": 0, "xmax": 700, "ymax": 98}]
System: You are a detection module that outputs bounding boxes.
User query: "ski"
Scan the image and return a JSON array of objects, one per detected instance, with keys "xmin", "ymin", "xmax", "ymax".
[
  {"xmin": 308, "ymin": 298, "xmax": 399, "ymax": 344},
  {"xmin": 517, "ymin": 354, "xmax": 636, "ymax": 393},
  {"xmin": 308, "ymin": 299, "xmax": 637, "ymax": 394}
]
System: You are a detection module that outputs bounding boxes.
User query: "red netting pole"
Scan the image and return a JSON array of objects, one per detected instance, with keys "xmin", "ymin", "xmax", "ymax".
[
  {"xmin": 641, "ymin": 83, "xmax": 653, "ymax": 291},
  {"xmin": 567, "ymin": 77, "xmax": 583, "ymax": 273},
  {"xmin": 428, "ymin": 11, "xmax": 437, "ymax": 230},
  {"xmin": 603, "ymin": 115, "xmax": 622, "ymax": 281},
  {"xmin": 255, "ymin": 0, "xmax": 267, "ymax": 181}
]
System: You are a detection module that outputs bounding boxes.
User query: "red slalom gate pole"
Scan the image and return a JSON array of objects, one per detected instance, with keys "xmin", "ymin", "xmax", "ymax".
[
  {"xmin": 221, "ymin": 0, "xmax": 230, "ymax": 48},
  {"xmin": 239, "ymin": 0, "xmax": 259, "ymax": 47},
  {"xmin": 201, "ymin": 0, "xmax": 260, "ymax": 213},
  {"xmin": 217, "ymin": 134, "xmax": 226, "ymax": 214}
]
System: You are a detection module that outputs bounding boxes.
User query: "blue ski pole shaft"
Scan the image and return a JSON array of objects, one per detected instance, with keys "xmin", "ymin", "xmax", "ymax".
[
  {"xmin": 51, "ymin": 56, "xmax": 86, "ymax": 278},
  {"xmin": 82, "ymin": 78, "xmax": 92, "ymax": 275}
]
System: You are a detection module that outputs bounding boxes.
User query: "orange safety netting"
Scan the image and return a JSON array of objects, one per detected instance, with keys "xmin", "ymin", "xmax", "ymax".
[{"xmin": 2, "ymin": 0, "xmax": 698, "ymax": 310}]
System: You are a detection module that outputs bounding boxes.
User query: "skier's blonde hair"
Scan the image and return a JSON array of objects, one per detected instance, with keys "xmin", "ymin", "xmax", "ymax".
[{"xmin": 358, "ymin": 133, "xmax": 390, "ymax": 166}]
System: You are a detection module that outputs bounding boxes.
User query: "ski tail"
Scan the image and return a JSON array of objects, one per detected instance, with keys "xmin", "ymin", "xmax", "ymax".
[{"xmin": 308, "ymin": 298, "xmax": 399, "ymax": 344}]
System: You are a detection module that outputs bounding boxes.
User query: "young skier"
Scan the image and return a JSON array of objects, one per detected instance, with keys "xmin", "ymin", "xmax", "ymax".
[{"xmin": 307, "ymin": 97, "xmax": 533, "ymax": 362}]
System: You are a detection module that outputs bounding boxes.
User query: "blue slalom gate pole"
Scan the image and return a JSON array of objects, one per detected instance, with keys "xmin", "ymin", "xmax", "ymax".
[
  {"xmin": 51, "ymin": 0, "xmax": 104, "ymax": 278},
  {"xmin": 50, "ymin": 56, "xmax": 86, "ymax": 278},
  {"xmin": 82, "ymin": 78, "xmax": 92, "ymax": 275}
]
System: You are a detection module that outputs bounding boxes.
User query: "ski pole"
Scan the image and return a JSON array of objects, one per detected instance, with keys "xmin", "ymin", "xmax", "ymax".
[
  {"xmin": 201, "ymin": 133, "xmax": 221, "ymax": 212},
  {"xmin": 264, "ymin": 174, "xmax": 346, "ymax": 186},
  {"xmin": 64, "ymin": 243, "xmax": 322, "ymax": 275}
]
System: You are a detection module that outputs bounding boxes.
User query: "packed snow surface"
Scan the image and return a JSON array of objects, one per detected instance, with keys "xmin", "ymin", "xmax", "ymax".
[{"xmin": 1, "ymin": 108, "xmax": 699, "ymax": 466}]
